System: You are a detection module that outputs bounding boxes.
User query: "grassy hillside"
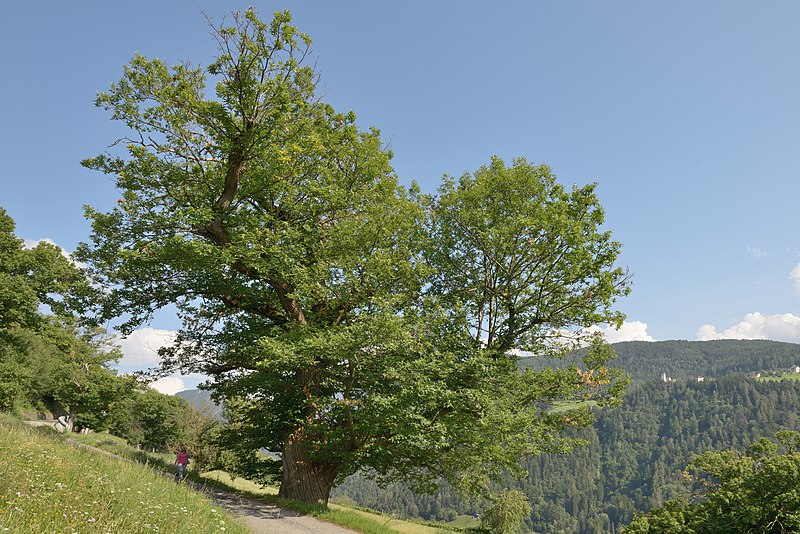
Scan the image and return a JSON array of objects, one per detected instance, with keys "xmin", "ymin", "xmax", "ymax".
[
  {"xmin": 0, "ymin": 413, "xmax": 248, "ymax": 533},
  {"xmin": 36, "ymin": 420, "xmax": 462, "ymax": 534}
]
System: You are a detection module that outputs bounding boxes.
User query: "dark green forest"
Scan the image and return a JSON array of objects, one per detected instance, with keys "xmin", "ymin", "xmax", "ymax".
[
  {"xmin": 522, "ymin": 339, "xmax": 800, "ymax": 381},
  {"xmin": 591, "ymin": 339, "xmax": 800, "ymax": 380},
  {"xmin": 332, "ymin": 340, "xmax": 800, "ymax": 533}
]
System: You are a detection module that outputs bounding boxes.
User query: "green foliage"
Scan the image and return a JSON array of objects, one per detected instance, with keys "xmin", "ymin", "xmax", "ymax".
[
  {"xmin": 334, "ymin": 342, "xmax": 800, "ymax": 533},
  {"xmin": 107, "ymin": 388, "xmax": 186, "ymax": 450},
  {"xmin": 79, "ymin": 8, "xmax": 628, "ymax": 504},
  {"xmin": 0, "ymin": 207, "xmax": 121, "ymax": 423},
  {"xmin": 175, "ymin": 401, "xmax": 222, "ymax": 470},
  {"xmin": 624, "ymin": 500, "xmax": 692, "ymax": 534},
  {"xmin": 480, "ymin": 490, "xmax": 532, "ymax": 534},
  {"xmin": 626, "ymin": 432, "xmax": 800, "ymax": 533},
  {"xmin": 428, "ymin": 157, "xmax": 629, "ymax": 355},
  {"xmin": 0, "ymin": 208, "xmax": 214, "ymax": 454},
  {"xmin": 104, "ymin": 385, "xmax": 221, "ymax": 456}
]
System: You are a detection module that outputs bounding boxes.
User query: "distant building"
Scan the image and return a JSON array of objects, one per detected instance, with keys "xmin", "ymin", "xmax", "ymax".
[
  {"xmin": 791, "ymin": 365, "xmax": 800, "ymax": 374},
  {"xmin": 697, "ymin": 376, "xmax": 705, "ymax": 382}
]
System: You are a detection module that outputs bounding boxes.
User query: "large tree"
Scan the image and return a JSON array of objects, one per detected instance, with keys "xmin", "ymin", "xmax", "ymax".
[{"xmin": 79, "ymin": 9, "xmax": 629, "ymax": 505}]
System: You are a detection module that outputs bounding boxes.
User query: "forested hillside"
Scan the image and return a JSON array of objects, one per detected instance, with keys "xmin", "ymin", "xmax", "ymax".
[
  {"xmin": 597, "ymin": 339, "xmax": 800, "ymax": 380},
  {"xmin": 333, "ymin": 340, "xmax": 800, "ymax": 533},
  {"xmin": 520, "ymin": 339, "xmax": 800, "ymax": 381}
]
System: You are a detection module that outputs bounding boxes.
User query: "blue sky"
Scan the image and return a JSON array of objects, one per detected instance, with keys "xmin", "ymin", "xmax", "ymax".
[{"xmin": 2, "ymin": 2, "xmax": 799, "ymax": 392}]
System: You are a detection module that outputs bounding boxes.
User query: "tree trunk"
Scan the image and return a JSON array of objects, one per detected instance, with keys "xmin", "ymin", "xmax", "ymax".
[{"xmin": 278, "ymin": 431, "xmax": 339, "ymax": 505}]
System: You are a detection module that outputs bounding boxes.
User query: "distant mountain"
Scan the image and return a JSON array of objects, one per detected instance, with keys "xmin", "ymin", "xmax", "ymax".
[
  {"xmin": 519, "ymin": 339, "xmax": 800, "ymax": 381},
  {"xmin": 175, "ymin": 389, "xmax": 224, "ymax": 420}
]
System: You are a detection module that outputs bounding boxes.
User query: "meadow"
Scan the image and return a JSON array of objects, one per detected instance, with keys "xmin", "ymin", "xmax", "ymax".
[
  {"xmin": 69, "ymin": 432, "xmax": 467, "ymax": 533},
  {"xmin": 0, "ymin": 413, "xmax": 463, "ymax": 534},
  {"xmin": 0, "ymin": 413, "xmax": 248, "ymax": 533},
  {"xmin": 756, "ymin": 372, "xmax": 800, "ymax": 382}
]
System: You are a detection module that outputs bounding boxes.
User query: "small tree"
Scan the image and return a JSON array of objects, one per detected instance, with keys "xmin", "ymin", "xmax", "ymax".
[
  {"xmin": 39, "ymin": 318, "xmax": 123, "ymax": 430},
  {"xmin": 481, "ymin": 490, "xmax": 532, "ymax": 534},
  {"xmin": 175, "ymin": 403, "xmax": 220, "ymax": 470}
]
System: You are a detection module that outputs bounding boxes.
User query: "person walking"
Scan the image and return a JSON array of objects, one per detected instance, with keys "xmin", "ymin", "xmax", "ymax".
[{"xmin": 174, "ymin": 447, "xmax": 190, "ymax": 482}]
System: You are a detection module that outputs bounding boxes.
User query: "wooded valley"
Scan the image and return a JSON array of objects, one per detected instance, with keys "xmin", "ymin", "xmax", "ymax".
[{"xmin": 330, "ymin": 339, "xmax": 800, "ymax": 533}]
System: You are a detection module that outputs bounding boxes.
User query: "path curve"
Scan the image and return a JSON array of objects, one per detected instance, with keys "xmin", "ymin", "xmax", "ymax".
[{"xmin": 202, "ymin": 485, "xmax": 358, "ymax": 534}]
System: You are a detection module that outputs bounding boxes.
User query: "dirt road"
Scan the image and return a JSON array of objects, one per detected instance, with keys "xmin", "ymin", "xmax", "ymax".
[{"xmin": 203, "ymin": 486, "xmax": 358, "ymax": 534}]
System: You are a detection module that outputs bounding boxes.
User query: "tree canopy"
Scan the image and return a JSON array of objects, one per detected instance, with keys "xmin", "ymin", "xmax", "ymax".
[
  {"xmin": 0, "ymin": 208, "xmax": 121, "ymax": 428},
  {"xmin": 626, "ymin": 431, "xmax": 800, "ymax": 533},
  {"xmin": 78, "ymin": 8, "xmax": 629, "ymax": 505}
]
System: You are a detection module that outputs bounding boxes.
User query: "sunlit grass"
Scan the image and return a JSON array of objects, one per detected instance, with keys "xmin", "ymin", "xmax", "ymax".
[
  {"xmin": 757, "ymin": 373, "xmax": 800, "ymax": 382},
  {"xmin": 444, "ymin": 514, "xmax": 481, "ymax": 529},
  {"xmin": 200, "ymin": 470, "xmax": 278, "ymax": 495},
  {"xmin": 548, "ymin": 400, "xmax": 598, "ymax": 413},
  {"xmin": 0, "ymin": 414, "xmax": 249, "ymax": 533},
  {"xmin": 68, "ymin": 431, "xmax": 174, "ymax": 468},
  {"xmin": 323, "ymin": 504, "xmax": 468, "ymax": 533},
  {"xmin": 45, "ymin": 421, "xmax": 468, "ymax": 534}
]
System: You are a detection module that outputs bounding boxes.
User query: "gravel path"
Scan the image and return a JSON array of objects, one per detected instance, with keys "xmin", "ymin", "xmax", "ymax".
[{"xmin": 202, "ymin": 486, "xmax": 358, "ymax": 534}]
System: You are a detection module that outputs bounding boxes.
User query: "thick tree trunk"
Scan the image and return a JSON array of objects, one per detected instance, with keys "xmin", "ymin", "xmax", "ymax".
[{"xmin": 278, "ymin": 432, "xmax": 339, "ymax": 505}]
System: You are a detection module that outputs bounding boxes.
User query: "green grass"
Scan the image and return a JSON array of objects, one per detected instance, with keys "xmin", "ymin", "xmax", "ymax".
[
  {"xmin": 445, "ymin": 514, "xmax": 481, "ymax": 529},
  {"xmin": 0, "ymin": 414, "xmax": 249, "ymax": 533},
  {"xmin": 200, "ymin": 470, "xmax": 278, "ymax": 495},
  {"xmin": 757, "ymin": 373, "xmax": 800, "ymax": 382},
  {"xmin": 43, "ymin": 423, "xmax": 467, "ymax": 534},
  {"xmin": 548, "ymin": 400, "xmax": 598, "ymax": 413},
  {"xmin": 68, "ymin": 431, "xmax": 175, "ymax": 467},
  {"xmin": 277, "ymin": 501, "xmax": 463, "ymax": 534}
]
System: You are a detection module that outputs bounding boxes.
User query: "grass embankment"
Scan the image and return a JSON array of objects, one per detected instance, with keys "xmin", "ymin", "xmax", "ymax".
[
  {"xmin": 0, "ymin": 414, "xmax": 248, "ymax": 533},
  {"xmin": 68, "ymin": 428, "xmax": 465, "ymax": 534}
]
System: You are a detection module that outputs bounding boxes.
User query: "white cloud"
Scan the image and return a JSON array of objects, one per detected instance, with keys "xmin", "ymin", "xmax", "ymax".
[
  {"xmin": 115, "ymin": 328, "xmax": 177, "ymax": 367},
  {"xmin": 790, "ymin": 264, "xmax": 800, "ymax": 293},
  {"xmin": 697, "ymin": 312, "xmax": 800, "ymax": 343},
  {"xmin": 747, "ymin": 246, "xmax": 767, "ymax": 258},
  {"xmin": 606, "ymin": 321, "xmax": 655, "ymax": 342},
  {"xmin": 23, "ymin": 238, "xmax": 87, "ymax": 269},
  {"xmin": 149, "ymin": 376, "xmax": 187, "ymax": 395},
  {"xmin": 23, "ymin": 238, "xmax": 56, "ymax": 249},
  {"xmin": 587, "ymin": 320, "xmax": 655, "ymax": 343}
]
